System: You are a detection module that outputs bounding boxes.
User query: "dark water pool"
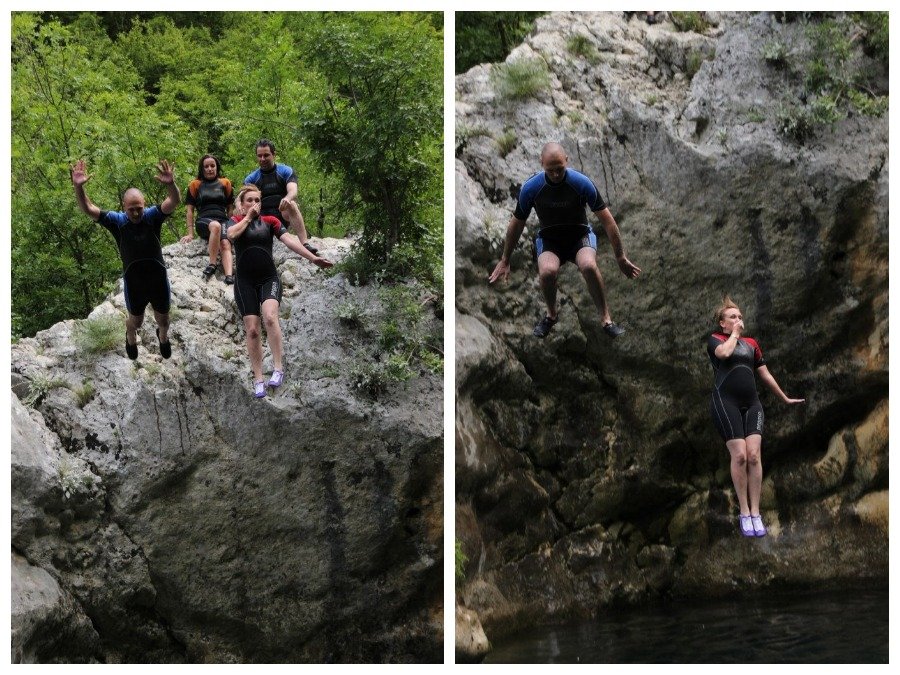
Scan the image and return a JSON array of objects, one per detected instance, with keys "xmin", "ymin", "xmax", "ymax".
[{"xmin": 483, "ymin": 587, "xmax": 888, "ymax": 663}]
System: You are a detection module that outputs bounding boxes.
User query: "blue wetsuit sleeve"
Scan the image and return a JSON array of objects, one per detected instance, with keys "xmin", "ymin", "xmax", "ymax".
[
  {"xmin": 244, "ymin": 170, "xmax": 259, "ymax": 185},
  {"xmin": 513, "ymin": 176, "xmax": 540, "ymax": 220},
  {"xmin": 278, "ymin": 164, "xmax": 298, "ymax": 184},
  {"xmin": 568, "ymin": 171, "xmax": 607, "ymax": 212},
  {"xmin": 145, "ymin": 205, "xmax": 168, "ymax": 224}
]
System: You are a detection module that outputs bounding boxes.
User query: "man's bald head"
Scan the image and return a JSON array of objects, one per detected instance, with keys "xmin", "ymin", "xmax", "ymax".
[
  {"xmin": 540, "ymin": 142, "xmax": 567, "ymax": 162},
  {"xmin": 121, "ymin": 188, "xmax": 146, "ymax": 223},
  {"xmin": 540, "ymin": 142, "xmax": 568, "ymax": 183}
]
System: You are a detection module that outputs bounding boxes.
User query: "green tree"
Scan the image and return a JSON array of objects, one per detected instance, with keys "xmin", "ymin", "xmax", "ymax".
[
  {"xmin": 295, "ymin": 13, "xmax": 443, "ymax": 285},
  {"xmin": 456, "ymin": 12, "xmax": 546, "ymax": 73},
  {"xmin": 11, "ymin": 13, "xmax": 193, "ymax": 337}
]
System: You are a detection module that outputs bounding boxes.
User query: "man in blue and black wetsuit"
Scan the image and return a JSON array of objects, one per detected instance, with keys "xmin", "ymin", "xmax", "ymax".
[
  {"xmin": 72, "ymin": 158, "xmax": 180, "ymax": 360},
  {"xmin": 243, "ymin": 139, "xmax": 318, "ymax": 254},
  {"xmin": 489, "ymin": 142, "xmax": 641, "ymax": 338}
]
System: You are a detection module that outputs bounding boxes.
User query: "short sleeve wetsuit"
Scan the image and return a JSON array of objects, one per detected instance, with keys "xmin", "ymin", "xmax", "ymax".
[
  {"xmin": 97, "ymin": 206, "xmax": 171, "ymax": 316},
  {"xmin": 513, "ymin": 168, "xmax": 607, "ymax": 264},
  {"xmin": 185, "ymin": 177, "xmax": 233, "ymax": 239},
  {"xmin": 707, "ymin": 332, "xmax": 766, "ymax": 441},
  {"xmin": 243, "ymin": 164, "xmax": 297, "ymax": 227},
  {"xmin": 225, "ymin": 214, "xmax": 287, "ymax": 317}
]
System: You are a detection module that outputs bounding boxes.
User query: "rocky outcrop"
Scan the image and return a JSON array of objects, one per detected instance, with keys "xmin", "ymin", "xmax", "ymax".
[
  {"xmin": 455, "ymin": 11, "xmax": 887, "ymax": 647},
  {"xmin": 11, "ymin": 237, "xmax": 443, "ymax": 663}
]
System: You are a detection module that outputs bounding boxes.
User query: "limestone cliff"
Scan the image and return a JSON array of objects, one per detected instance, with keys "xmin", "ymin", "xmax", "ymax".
[
  {"xmin": 11, "ymin": 237, "xmax": 443, "ymax": 663},
  {"xmin": 455, "ymin": 11, "xmax": 887, "ymax": 651}
]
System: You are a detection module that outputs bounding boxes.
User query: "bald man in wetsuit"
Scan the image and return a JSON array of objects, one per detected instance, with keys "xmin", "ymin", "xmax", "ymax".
[
  {"xmin": 72, "ymin": 158, "xmax": 180, "ymax": 359},
  {"xmin": 489, "ymin": 142, "xmax": 641, "ymax": 338}
]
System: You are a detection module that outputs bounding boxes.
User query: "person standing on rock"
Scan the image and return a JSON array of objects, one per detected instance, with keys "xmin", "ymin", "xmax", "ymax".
[
  {"xmin": 226, "ymin": 184, "xmax": 333, "ymax": 398},
  {"xmin": 180, "ymin": 154, "xmax": 235, "ymax": 284},
  {"xmin": 71, "ymin": 158, "xmax": 180, "ymax": 360},
  {"xmin": 707, "ymin": 295, "xmax": 804, "ymax": 537},
  {"xmin": 243, "ymin": 138, "xmax": 318, "ymax": 255},
  {"xmin": 488, "ymin": 142, "xmax": 641, "ymax": 338}
]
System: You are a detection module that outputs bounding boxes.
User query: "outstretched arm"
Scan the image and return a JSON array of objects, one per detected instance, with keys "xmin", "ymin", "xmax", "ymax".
[
  {"xmin": 155, "ymin": 160, "xmax": 181, "ymax": 215},
  {"xmin": 757, "ymin": 365, "xmax": 805, "ymax": 404},
  {"xmin": 279, "ymin": 232, "xmax": 333, "ymax": 268},
  {"xmin": 71, "ymin": 159, "xmax": 101, "ymax": 220},
  {"xmin": 594, "ymin": 207, "xmax": 641, "ymax": 279},
  {"xmin": 488, "ymin": 216, "xmax": 527, "ymax": 284}
]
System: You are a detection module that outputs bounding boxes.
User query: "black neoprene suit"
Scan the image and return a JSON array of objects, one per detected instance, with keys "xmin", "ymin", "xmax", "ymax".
[{"xmin": 707, "ymin": 332, "xmax": 766, "ymax": 441}]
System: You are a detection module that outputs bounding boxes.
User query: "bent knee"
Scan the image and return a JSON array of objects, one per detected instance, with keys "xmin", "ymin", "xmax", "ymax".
[
  {"xmin": 538, "ymin": 267, "xmax": 558, "ymax": 282},
  {"xmin": 577, "ymin": 259, "xmax": 599, "ymax": 274}
]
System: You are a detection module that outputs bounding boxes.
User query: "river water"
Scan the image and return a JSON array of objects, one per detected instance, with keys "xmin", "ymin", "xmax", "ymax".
[{"xmin": 483, "ymin": 586, "xmax": 888, "ymax": 663}]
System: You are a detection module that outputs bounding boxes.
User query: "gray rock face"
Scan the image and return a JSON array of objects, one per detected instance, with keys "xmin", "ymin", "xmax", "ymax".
[
  {"xmin": 11, "ymin": 237, "xmax": 443, "ymax": 663},
  {"xmin": 456, "ymin": 11, "xmax": 887, "ymax": 644}
]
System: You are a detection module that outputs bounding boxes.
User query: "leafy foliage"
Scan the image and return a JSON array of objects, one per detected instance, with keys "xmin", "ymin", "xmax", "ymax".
[
  {"xmin": 455, "ymin": 540, "xmax": 468, "ymax": 582},
  {"xmin": 770, "ymin": 14, "xmax": 888, "ymax": 144},
  {"xmin": 293, "ymin": 13, "xmax": 443, "ymax": 287},
  {"xmin": 455, "ymin": 12, "xmax": 546, "ymax": 73}
]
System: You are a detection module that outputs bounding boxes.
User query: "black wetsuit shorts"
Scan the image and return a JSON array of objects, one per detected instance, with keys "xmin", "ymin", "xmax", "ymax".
[
  {"xmin": 535, "ymin": 225, "xmax": 597, "ymax": 264},
  {"xmin": 123, "ymin": 260, "xmax": 171, "ymax": 316}
]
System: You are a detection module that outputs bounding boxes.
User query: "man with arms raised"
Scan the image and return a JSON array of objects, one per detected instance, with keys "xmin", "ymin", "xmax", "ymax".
[{"xmin": 72, "ymin": 158, "xmax": 180, "ymax": 359}]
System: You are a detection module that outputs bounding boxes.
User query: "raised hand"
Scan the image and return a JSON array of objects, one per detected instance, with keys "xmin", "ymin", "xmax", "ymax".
[
  {"xmin": 155, "ymin": 160, "xmax": 175, "ymax": 185},
  {"xmin": 71, "ymin": 159, "xmax": 91, "ymax": 187},
  {"xmin": 785, "ymin": 397, "xmax": 805, "ymax": 405}
]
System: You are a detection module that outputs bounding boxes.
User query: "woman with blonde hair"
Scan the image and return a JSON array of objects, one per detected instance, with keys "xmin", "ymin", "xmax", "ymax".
[
  {"xmin": 707, "ymin": 295, "xmax": 804, "ymax": 537},
  {"xmin": 225, "ymin": 183, "xmax": 333, "ymax": 398}
]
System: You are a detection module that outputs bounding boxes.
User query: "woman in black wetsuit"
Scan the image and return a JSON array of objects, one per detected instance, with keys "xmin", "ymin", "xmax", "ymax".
[
  {"xmin": 707, "ymin": 295, "xmax": 804, "ymax": 537},
  {"xmin": 226, "ymin": 184, "xmax": 333, "ymax": 398},
  {"xmin": 181, "ymin": 154, "xmax": 235, "ymax": 282}
]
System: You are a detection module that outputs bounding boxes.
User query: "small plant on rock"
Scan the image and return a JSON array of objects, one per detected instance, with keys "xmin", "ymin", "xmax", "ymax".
[
  {"xmin": 72, "ymin": 380, "xmax": 95, "ymax": 409},
  {"xmin": 336, "ymin": 299, "xmax": 365, "ymax": 328},
  {"xmin": 671, "ymin": 11, "xmax": 710, "ymax": 33},
  {"xmin": 762, "ymin": 39, "xmax": 789, "ymax": 68},
  {"xmin": 493, "ymin": 129, "xmax": 518, "ymax": 157},
  {"xmin": 73, "ymin": 314, "xmax": 122, "ymax": 355},
  {"xmin": 22, "ymin": 374, "xmax": 68, "ymax": 407},
  {"xmin": 491, "ymin": 58, "xmax": 551, "ymax": 101},
  {"xmin": 566, "ymin": 34, "xmax": 600, "ymax": 64}
]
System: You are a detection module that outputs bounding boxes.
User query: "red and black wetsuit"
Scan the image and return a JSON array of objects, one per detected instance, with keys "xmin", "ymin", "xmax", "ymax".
[
  {"xmin": 225, "ymin": 214, "xmax": 287, "ymax": 317},
  {"xmin": 707, "ymin": 332, "xmax": 766, "ymax": 441}
]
